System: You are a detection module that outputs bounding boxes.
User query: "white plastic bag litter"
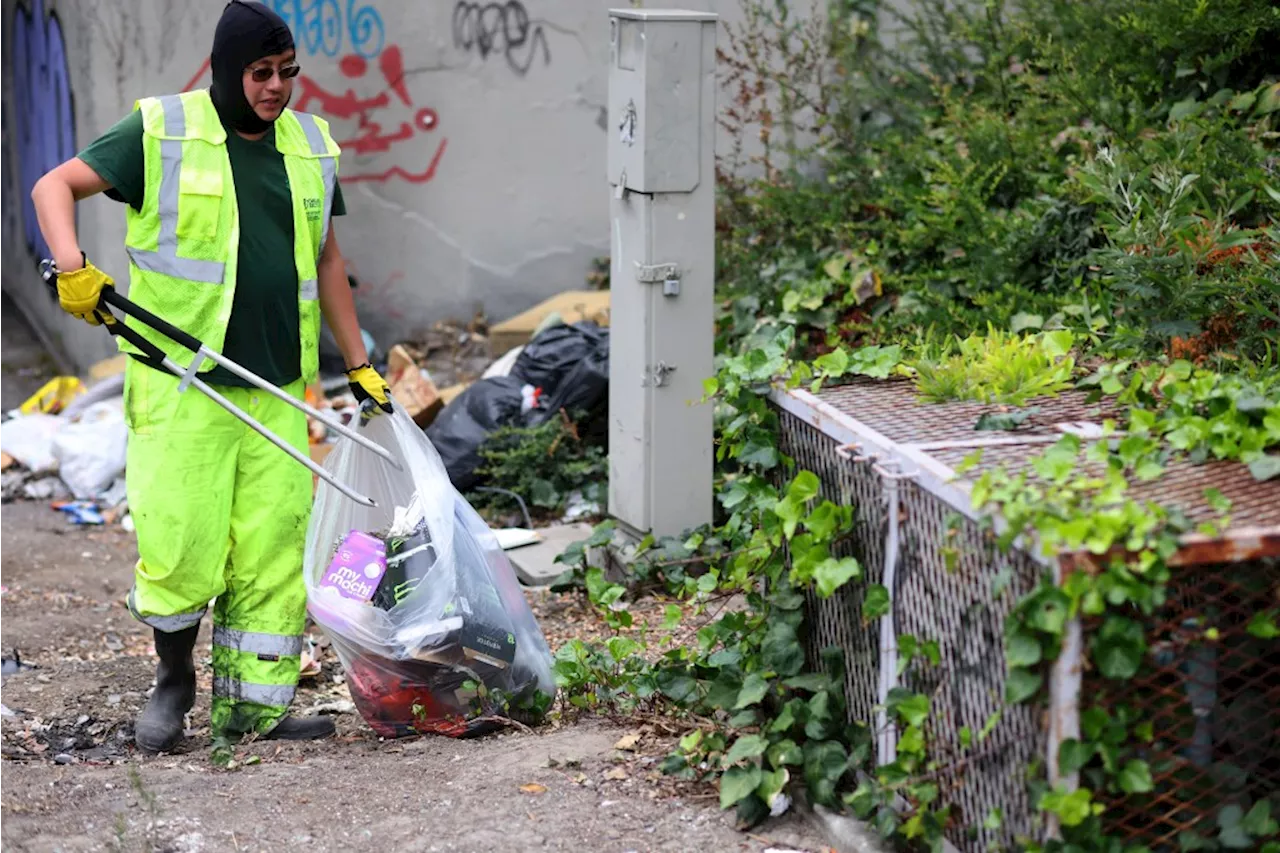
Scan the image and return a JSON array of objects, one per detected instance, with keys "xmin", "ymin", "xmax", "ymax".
[
  {"xmin": 303, "ymin": 404, "xmax": 557, "ymax": 738},
  {"xmin": 0, "ymin": 413, "xmax": 65, "ymax": 474},
  {"xmin": 52, "ymin": 400, "xmax": 128, "ymax": 499}
]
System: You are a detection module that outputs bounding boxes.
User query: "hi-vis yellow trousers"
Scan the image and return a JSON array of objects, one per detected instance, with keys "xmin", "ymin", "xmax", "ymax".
[{"xmin": 123, "ymin": 358, "xmax": 311, "ymax": 737}]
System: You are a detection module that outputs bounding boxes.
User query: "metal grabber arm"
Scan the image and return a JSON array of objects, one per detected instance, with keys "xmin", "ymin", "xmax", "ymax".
[{"xmin": 41, "ymin": 260, "xmax": 401, "ymax": 508}]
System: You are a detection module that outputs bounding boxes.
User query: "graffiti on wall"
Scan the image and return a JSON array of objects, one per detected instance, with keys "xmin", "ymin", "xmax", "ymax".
[
  {"xmin": 11, "ymin": 0, "xmax": 76, "ymax": 262},
  {"xmin": 2, "ymin": 121, "xmax": 18, "ymax": 255},
  {"xmin": 452, "ymin": 0, "xmax": 551, "ymax": 77},
  {"xmin": 260, "ymin": 0, "xmax": 385, "ymax": 60},
  {"xmin": 182, "ymin": 44, "xmax": 447, "ymax": 185}
]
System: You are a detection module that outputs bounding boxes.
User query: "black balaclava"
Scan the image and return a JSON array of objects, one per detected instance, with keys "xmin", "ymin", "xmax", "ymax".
[{"xmin": 208, "ymin": 0, "xmax": 295, "ymax": 135}]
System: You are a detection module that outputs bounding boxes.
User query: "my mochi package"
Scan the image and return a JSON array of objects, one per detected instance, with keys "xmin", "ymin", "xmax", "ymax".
[{"xmin": 318, "ymin": 531, "xmax": 388, "ymax": 603}]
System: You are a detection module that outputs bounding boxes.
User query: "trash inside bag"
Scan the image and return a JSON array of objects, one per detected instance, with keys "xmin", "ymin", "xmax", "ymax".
[{"xmin": 304, "ymin": 404, "xmax": 557, "ymax": 738}]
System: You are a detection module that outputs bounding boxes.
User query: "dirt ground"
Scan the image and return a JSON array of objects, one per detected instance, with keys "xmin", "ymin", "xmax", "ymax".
[{"xmin": 0, "ymin": 302, "xmax": 831, "ymax": 853}]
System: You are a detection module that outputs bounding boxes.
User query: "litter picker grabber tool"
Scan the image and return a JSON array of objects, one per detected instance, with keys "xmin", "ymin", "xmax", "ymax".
[{"xmin": 41, "ymin": 260, "xmax": 400, "ymax": 508}]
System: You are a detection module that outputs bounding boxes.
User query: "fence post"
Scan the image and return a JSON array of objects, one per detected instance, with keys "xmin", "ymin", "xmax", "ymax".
[{"xmin": 606, "ymin": 8, "xmax": 718, "ymax": 540}]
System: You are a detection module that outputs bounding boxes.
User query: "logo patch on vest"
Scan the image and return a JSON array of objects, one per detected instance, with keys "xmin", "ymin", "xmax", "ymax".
[{"xmin": 304, "ymin": 197, "xmax": 322, "ymax": 222}]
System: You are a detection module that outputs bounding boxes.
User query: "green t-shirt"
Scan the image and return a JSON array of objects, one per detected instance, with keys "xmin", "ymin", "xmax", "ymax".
[{"xmin": 77, "ymin": 108, "xmax": 347, "ymax": 388}]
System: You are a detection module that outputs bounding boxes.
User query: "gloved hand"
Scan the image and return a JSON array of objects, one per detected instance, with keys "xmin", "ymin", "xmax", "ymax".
[
  {"xmin": 346, "ymin": 363, "xmax": 393, "ymax": 414},
  {"xmin": 55, "ymin": 258, "xmax": 114, "ymax": 326}
]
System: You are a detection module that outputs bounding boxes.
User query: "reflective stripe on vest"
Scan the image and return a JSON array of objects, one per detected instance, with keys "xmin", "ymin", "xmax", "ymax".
[
  {"xmin": 125, "ymin": 94, "xmax": 227, "ymax": 285},
  {"xmin": 293, "ymin": 111, "xmax": 335, "ymax": 303}
]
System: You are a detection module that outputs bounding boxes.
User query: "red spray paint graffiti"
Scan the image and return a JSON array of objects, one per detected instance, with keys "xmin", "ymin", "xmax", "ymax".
[{"xmin": 182, "ymin": 45, "xmax": 447, "ymax": 184}]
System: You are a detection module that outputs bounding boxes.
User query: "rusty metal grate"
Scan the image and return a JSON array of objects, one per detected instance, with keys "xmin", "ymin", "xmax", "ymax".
[
  {"xmin": 1084, "ymin": 558, "xmax": 1280, "ymax": 850},
  {"xmin": 771, "ymin": 377, "xmax": 1280, "ymax": 852}
]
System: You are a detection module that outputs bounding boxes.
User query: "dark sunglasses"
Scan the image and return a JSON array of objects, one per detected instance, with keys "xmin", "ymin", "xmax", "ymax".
[{"xmin": 248, "ymin": 63, "xmax": 300, "ymax": 83}]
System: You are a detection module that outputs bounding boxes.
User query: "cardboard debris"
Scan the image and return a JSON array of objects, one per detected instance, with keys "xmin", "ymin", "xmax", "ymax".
[
  {"xmin": 0, "ymin": 453, "xmax": 13, "ymax": 471},
  {"xmin": 386, "ymin": 345, "xmax": 444, "ymax": 428},
  {"xmin": 488, "ymin": 291, "xmax": 610, "ymax": 357},
  {"xmin": 438, "ymin": 383, "xmax": 470, "ymax": 407},
  {"xmin": 88, "ymin": 354, "xmax": 128, "ymax": 382},
  {"xmin": 310, "ymin": 443, "xmax": 335, "ymax": 492}
]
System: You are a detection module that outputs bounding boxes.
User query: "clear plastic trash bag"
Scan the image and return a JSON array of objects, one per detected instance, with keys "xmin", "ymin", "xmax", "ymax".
[{"xmin": 303, "ymin": 404, "xmax": 557, "ymax": 738}]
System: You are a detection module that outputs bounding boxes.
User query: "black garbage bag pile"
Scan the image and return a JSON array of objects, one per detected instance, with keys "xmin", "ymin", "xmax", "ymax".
[{"xmin": 426, "ymin": 321, "xmax": 608, "ymax": 491}]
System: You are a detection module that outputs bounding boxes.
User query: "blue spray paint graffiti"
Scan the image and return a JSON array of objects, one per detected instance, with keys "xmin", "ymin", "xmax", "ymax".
[
  {"xmin": 0, "ymin": 7, "xmax": 14, "ymax": 245},
  {"xmin": 262, "ymin": 0, "xmax": 386, "ymax": 59},
  {"xmin": 11, "ymin": 0, "xmax": 75, "ymax": 262}
]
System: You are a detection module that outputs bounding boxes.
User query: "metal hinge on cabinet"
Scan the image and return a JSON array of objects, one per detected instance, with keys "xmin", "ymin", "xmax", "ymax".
[{"xmin": 635, "ymin": 261, "xmax": 681, "ymax": 296}]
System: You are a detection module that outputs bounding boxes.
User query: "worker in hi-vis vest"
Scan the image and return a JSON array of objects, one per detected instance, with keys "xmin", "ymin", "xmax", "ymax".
[{"xmin": 30, "ymin": 0, "xmax": 394, "ymax": 752}]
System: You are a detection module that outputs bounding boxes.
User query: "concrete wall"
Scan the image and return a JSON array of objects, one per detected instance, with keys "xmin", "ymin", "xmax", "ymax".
[{"xmin": 2, "ymin": 0, "xmax": 788, "ymax": 373}]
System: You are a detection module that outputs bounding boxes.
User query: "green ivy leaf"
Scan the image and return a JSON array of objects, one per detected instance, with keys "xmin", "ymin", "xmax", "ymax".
[
  {"xmin": 1118, "ymin": 759, "xmax": 1154, "ymax": 793},
  {"xmin": 1178, "ymin": 830, "xmax": 1211, "ymax": 851},
  {"xmin": 767, "ymin": 738, "xmax": 804, "ymax": 768},
  {"xmin": 887, "ymin": 689, "xmax": 930, "ymax": 727},
  {"xmin": 1057, "ymin": 738, "xmax": 1094, "ymax": 776},
  {"xmin": 1005, "ymin": 667, "xmax": 1042, "ymax": 704},
  {"xmin": 1038, "ymin": 786, "xmax": 1096, "ymax": 827},
  {"xmin": 1094, "ymin": 616, "xmax": 1146, "ymax": 680},
  {"xmin": 803, "ymin": 740, "xmax": 849, "ymax": 807},
  {"xmin": 863, "ymin": 584, "xmax": 890, "ymax": 621},
  {"xmin": 1248, "ymin": 455, "xmax": 1280, "ymax": 481},
  {"xmin": 1246, "ymin": 610, "xmax": 1279, "ymax": 639},
  {"xmin": 723, "ymin": 734, "xmax": 769, "ymax": 767},
  {"xmin": 788, "ymin": 471, "xmax": 821, "ymax": 503},
  {"xmin": 735, "ymin": 673, "xmax": 771, "ymax": 709},
  {"xmin": 1025, "ymin": 587, "xmax": 1071, "ymax": 636},
  {"xmin": 719, "ymin": 764, "xmax": 763, "ymax": 809},
  {"xmin": 783, "ymin": 673, "xmax": 831, "ymax": 692},
  {"xmin": 1005, "ymin": 630, "xmax": 1042, "ymax": 669},
  {"xmin": 756, "ymin": 766, "xmax": 789, "ymax": 805},
  {"xmin": 814, "ymin": 557, "xmax": 862, "ymax": 598},
  {"xmin": 762, "ymin": 623, "xmax": 806, "ymax": 677},
  {"xmin": 805, "ymin": 501, "xmax": 841, "ymax": 541},
  {"xmin": 1243, "ymin": 800, "xmax": 1279, "ymax": 836},
  {"xmin": 1219, "ymin": 804, "xmax": 1252, "ymax": 849}
]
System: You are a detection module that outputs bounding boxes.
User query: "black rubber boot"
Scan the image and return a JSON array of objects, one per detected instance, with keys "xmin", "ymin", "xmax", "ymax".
[
  {"xmin": 261, "ymin": 714, "xmax": 336, "ymax": 741},
  {"xmin": 134, "ymin": 624, "xmax": 199, "ymax": 754}
]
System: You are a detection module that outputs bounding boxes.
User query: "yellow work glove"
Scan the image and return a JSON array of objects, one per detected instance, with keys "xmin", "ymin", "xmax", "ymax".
[
  {"xmin": 56, "ymin": 259, "xmax": 114, "ymax": 326},
  {"xmin": 346, "ymin": 363, "xmax": 393, "ymax": 414}
]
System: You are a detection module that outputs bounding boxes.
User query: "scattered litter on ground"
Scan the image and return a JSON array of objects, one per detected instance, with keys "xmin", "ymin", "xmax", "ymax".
[
  {"xmin": 482, "ymin": 345, "xmax": 524, "ymax": 380},
  {"xmin": 309, "ymin": 700, "xmax": 356, "ymax": 716},
  {"xmin": 17, "ymin": 376, "xmax": 86, "ymax": 416},
  {"xmin": 52, "ymin": 501, "xmax": 107, "ymax": 526},
  {"xmin": 564, "ymin": 491, "xmax": 603, "ymax": 522},
  {"xmin": 0, "ymin": 412, "xmax": 64, "ymax": 474},
  {"xmin": 53, "ymin": 400, "xmax": 128, "ymax": 499},
  {"xmin": 21, "ymin": 476, "xmax": 71, "ymax": 501},
  {"xmin": 385, "ymin": 344, "xmax": 443, "ymax": 428},
  {"xmin": 494, "ymin": 528, "xmax": 541, "ymax": 550},
  {"xmin": 487, "ymin": 290, "xmax": 611, "ymax": 357}
]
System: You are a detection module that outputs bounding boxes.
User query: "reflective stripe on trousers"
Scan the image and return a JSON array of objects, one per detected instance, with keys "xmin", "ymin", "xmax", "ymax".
[
  {"xmin": 126, "ymin": 586, "xmax": 206, "ymax": 632},
  {"xmin": 212, "ymin": 625, "xmax": 303, "ymax": 660},
  {"xmin": 212, "ymin": 676, "xmax": 296, "ymax": 708}
]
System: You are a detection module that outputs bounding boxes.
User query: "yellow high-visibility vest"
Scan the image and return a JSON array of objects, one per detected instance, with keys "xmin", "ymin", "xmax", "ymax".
[{"xmin": 119, "ymin": 88, "xmax": 339, "ymax": 384}]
